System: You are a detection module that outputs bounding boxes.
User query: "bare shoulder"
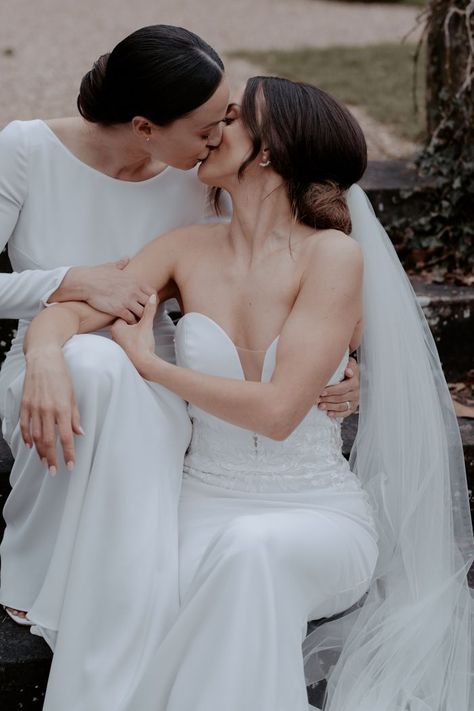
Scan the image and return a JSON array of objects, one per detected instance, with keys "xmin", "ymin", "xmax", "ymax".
[
  {"xmin": 305, "ymin": 228, "xmax": 363, "ymax": 276},
  {"xmin": 150, "ymin": 223, "xmax": 227, "ymax": 268},
  {"xmin": 158, "ymin": 222, "xmax": 225, "ymax": 252}
]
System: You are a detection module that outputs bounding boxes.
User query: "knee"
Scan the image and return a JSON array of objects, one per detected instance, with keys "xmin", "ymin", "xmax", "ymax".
[
  {"xmin": 220, "ymin": 515, "xmax": 277, "ymax": 562},
  {"xmin": 63, "ymin": 335, "xmax": 132, "ymax": 390}
]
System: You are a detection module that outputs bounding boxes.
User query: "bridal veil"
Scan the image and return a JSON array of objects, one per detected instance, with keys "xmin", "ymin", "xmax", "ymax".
[{"xmin": 302, "ymin": 184, "xmax": 474, "ymax": 710}]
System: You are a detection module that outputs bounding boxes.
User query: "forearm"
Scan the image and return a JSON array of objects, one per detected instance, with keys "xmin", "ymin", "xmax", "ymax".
[
  {"xmin": 23, "ymin": 302, "xmax": 113, "ymax": 358},
  {"xmin": 46, "ymin": 266, "xmax": 88, "ymax": 303},
  {"xmin": 23, "ymin": 304, "xmax": 81, "ymax": 358},
  {"xmin": 142, "ymin": 356, "xmax": 288, "ymax": 439}
]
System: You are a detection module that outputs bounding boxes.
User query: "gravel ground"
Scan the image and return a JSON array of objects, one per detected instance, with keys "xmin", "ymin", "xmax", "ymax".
[{"xmin": 0, "ymin": 0, "xmax": 425, "ymax": 157}]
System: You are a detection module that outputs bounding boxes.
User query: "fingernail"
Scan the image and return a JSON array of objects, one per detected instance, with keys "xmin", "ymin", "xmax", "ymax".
[
  {"xmin": 78, "ymin": 426, "xmax": 85, "ymax": 435},
  {"xmin": 25, "ymin": 442, "xmax": 32, "ymax": 449},
  {"xmin": 346, "ymin": 368, "xmax": 354, "ymax": 376},
  {"xmin": 67, "ymin": 461, "xmax": 74, "ymax": 472},
  {"xmin": 319, "ymin": 403, "xmax": 326, "ymax": 410},
  {"xmin": 49, "ymin": 466, "xmax": 57, "ymax": 476},
  {"xmin": 149, "ymin": 294, "xmax": 157, "ymax": 304}
]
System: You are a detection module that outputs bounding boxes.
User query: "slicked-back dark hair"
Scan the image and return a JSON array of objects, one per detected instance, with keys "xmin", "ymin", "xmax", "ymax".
[{"xmin": 77, "ymin": 25, "xmax": 225, "ymax": 126}]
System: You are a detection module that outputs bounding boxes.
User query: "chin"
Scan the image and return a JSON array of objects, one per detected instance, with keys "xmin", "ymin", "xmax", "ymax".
[
  {"xmin": 197, "ymin": 161, "xmax": 222, "ymax": 186},
  {"xmin": 167, "ymin": 157, "xmax": 200, "ymax": 171}
]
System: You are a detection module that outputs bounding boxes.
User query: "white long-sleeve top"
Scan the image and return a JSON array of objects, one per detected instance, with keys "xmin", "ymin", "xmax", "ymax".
[{"xmin": 0, "ymin": 119, "xmax": 221, "ymax": 416}]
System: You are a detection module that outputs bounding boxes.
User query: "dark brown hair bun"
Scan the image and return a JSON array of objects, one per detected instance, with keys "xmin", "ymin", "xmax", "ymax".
[
  {"xmin": 77, "ymin": 53, "xmax": 110, "ymax": 123},
  {"xmin": 297, "ymin": 180, "xmax": 351, "ymax": 234}
]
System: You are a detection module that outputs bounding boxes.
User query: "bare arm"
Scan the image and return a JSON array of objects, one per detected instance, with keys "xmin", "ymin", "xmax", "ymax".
[
  {"xmin": 47, "ymin": 258, "xmax": 159, "ymax": 324},
  {"xmin": 21, "ymin": 226, "xmax": 191, "ymax": 470},
  {"xmin": 23, "ymin": 225, "xmax": 188, "ymax": 355},
  {"xmin": 116, "ymin": 234, "xmax": 363, "ymax": 440}
]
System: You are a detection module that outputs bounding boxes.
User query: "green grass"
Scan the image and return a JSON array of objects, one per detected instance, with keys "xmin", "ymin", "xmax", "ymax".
[
  {"xmin": 228, "ymin": 43, "xmax": 426, "ymax": 143},
  {"xmin": 316, "ymin": 0, "xmax": 427, "ymax": 6},
  {"xmin": 398, "ymin": 0, "xmax": 427, "ymax": 6}
]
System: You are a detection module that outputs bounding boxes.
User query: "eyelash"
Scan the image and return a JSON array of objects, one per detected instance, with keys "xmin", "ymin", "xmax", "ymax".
[{"xmin": 201, "ymin": 117, "xmax": 235, "ymax": 140}]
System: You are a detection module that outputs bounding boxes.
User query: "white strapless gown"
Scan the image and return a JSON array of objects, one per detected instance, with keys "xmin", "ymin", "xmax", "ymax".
[
  {"xmin": 38, "ymin": 312, "xmax": 378, "ymax": 710},
  {"xmin": 44, "ymin": 312, "xmax": 374, "ymax": 711}
]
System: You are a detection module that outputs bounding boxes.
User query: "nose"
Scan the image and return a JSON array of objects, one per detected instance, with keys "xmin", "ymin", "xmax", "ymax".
[{"xmin": 207, "ymin": 122, "xmax": 223, "ymax": 148}]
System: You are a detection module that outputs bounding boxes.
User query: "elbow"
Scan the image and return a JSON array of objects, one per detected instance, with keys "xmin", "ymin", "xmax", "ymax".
[
  {"xmin": 261, "ymin": 404, "xmax": 299, "ymax": 441},
  {"xmin": 269, "ymin": 426, "xmax": 292, "ymax": 442}
]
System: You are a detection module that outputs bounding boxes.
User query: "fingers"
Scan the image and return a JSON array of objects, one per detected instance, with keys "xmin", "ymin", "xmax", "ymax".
[
  {"xmin": 21, "ymin": 403, "xmax": 83, "ymax": 474},
  {"xmin": 71, "ymin": 402, "xmax": 83, "ymax": 437},
  {"xmin": 319, "ymin": 396, "xmax": 358, "ymax": 415},
  {"xmin": 20, "ymin": 401, "xmax": 33, "ymax": 450},
  {"xmin": 114, "ymin": 257, "xmax": 130, "ymax": 270},
  {"xmin": 326, "ymin": 404, "xmax": 356, "ymax": 418},
  {"xmin": 117, "ymin": 308, "xmax": 138, "ymax": 324},
  {"xmin": 140, "ymin": 284, "xmax": 156, "ymax": 298},
  {"xmin": 31, "ymin": 410, "xmax": 44, "ymax": 461},
  {"xmin": 128, "ymin": 302, "xmax": 145, "ymax": 319},
  {"xmin": 141, "ymin": 293, "xmax": 158, "ymax": 325},
  {"xmin": 40, "ymin": 414, "xmax": 58, "ymax": 473},
  {"xmin": 58, "ymin": 413, "xmax": 76, "ymax": 471},
  {"xmin": 318, "ymin": 386, "xmax": 359, "ymax": 405}
]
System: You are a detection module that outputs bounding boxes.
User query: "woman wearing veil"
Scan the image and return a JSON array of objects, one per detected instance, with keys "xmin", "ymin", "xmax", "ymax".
[{"xmin": 20, "ymin": 77, "xmax": 473, "ymax": 710}]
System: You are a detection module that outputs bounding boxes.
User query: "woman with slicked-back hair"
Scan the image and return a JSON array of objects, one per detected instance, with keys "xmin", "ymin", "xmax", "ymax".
[
  {"xmin": 21, "ymin": 77, "xmax": 473, "ymax": 710},
  {"xmin": 0, "ymin": 26, "xmax": 361, "ymax": 710}
]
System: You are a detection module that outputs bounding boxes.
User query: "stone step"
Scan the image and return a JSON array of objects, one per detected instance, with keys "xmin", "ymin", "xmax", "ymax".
[
  {"xmin": 410, "ymin": 278, "xmax": 473, "ymax": 382},
  {"xmin": 0, "ymin": 606, "xmax": 51, "ymax": 710},
  {"xmin": 0, "ymin": 610, "xmax": 332, "ymax": 710},
  {"xmin": 0, "ymin": 603, "xmax": 328, "ymax": 711}
]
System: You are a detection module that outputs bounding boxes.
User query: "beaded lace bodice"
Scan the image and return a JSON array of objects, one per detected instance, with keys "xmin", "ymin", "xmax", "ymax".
[{"xmin": 175, "ymin": 312, "xmax": 363, "ymax": 494}]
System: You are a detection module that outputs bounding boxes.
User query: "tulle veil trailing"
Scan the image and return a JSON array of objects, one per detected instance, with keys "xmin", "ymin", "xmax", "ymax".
[{"xmin": 302, "ymin": 184, "xmax": 474, "ymax": 710}]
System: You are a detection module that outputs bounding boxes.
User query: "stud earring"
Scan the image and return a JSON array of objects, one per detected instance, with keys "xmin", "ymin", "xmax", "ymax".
[{"xmin": 145, "ymin": 137, "xmax": 150, "ymax": 143}]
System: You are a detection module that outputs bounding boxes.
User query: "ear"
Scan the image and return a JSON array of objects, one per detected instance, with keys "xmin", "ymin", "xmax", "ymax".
[{"xmin": 131, "ymin": 116, "xmax": 154, "ymax": 141}]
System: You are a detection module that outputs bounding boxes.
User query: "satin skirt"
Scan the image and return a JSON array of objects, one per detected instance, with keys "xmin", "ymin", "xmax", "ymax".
[{"xmin": 121, "ymin": 475, "xmax": 378, "ymax": 711}]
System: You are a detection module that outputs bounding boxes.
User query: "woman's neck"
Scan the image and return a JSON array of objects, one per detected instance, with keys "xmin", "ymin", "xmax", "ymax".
[
  {"xmin": 227, "ymin": 175, "xmax": 298, "ymax": 261},
  {"xmin": 45, "ymin": 117, "xmax": 167, "ymax": 181}
]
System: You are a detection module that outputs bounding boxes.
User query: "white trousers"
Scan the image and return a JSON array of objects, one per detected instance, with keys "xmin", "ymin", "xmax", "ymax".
[{"xmin": 0, "ymin": 333, "xmax": 192, "ymax": 709}]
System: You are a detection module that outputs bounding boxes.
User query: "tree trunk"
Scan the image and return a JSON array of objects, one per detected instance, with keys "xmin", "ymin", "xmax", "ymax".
[{"xmin": 425, "ymin": 0, "xmax": 473, "ymax": 139}]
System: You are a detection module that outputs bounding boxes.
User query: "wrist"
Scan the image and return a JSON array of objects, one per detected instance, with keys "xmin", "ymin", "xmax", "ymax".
[
  {"xmin": 25, "ymin": 344, "xmax": 63, "ymax": 364},
  {"xmin": 54, "ymin": 266, "xmax": 89, "ymax": 302},
  {"xmin": 139, "ymin": 352, "xmax": 165, "ymax": 381}
]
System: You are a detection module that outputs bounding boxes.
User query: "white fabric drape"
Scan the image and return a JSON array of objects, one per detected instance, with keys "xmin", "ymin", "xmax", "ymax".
[{"xmin": 303, "ymin": 184, "xmax": 474, "ymax": 710}]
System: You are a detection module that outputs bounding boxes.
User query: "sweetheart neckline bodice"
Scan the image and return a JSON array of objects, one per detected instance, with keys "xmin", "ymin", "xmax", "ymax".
[
  {"xmin": 173, "ymin": 311, "xmax": 364, "ymax": 495},
  {"xmin": 175, "ymin": 312, "xmax": 280, "ymax": 383}
]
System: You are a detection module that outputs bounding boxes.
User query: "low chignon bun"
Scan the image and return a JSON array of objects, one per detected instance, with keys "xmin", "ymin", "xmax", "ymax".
[
  {"xmin": 77, "ymin": 53, "xmax": 111, "ymax": 124},
  {"xmin": 296, "ymin": 180, "xmax": 351, "ymax": 234}
]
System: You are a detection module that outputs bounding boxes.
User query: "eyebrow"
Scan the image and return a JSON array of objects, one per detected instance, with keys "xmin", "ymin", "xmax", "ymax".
[{"xmin": 199, "ymin": 103, "xmax": 240, "ymax": 131}]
